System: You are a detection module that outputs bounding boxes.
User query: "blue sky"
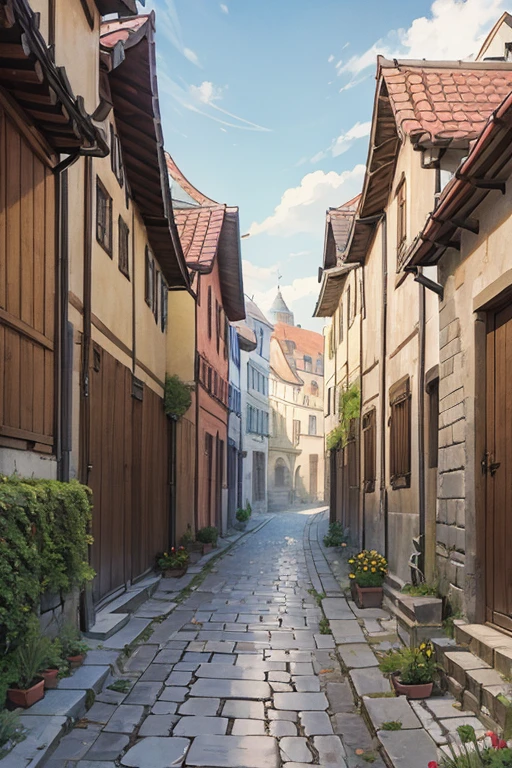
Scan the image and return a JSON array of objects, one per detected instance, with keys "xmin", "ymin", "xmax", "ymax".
[{"xmin": 144, "ymin": 0, "xmax": 506, "ymax": 328}]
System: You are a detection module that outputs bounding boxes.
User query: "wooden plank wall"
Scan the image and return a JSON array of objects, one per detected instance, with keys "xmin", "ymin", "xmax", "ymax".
[
  {"xmin": 88, "ymin": 343, "xmax": 169, "ymax": 603},
  {"xmin": 176, "ymin": 415, "xmax": 195, "ymax": 540},
  {"xmin": 0, "ymin": 108, "xmax": 55, "ymax": 449}
]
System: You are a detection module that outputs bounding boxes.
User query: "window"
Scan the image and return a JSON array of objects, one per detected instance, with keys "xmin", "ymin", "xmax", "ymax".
[
  {"xmin": 339, "ymin": 301, "xmax": 344, "ymax": 344},
  {"xmin": 224, "ymin": 315, "xmax": 229, "ymax": 360},
  {"xmin": 427, "ymin": 378, "xmax": 439, "ymax": 469},
  {"xmin": 259, "ymin": 327, "xmax": 264, "ymax": 356},
  {"xmin": 389, "ymin": 376, "xmax": 411, "ymax": 489},
  {"xmin": 248, "ymin": 363, "xmax": 268, "ymax": 395},
  {"xmin": 247, "ymin": 404, "xmax": 269, "ymax": 435},
  {"xmin": 253, "ymin": 452, "xmax": 266, "ymax": 501},
  {"xmin": 96, "ymin": 177, "xmax": 112, "ymax": 255},
  {"xmin": 118, "ymin": 216, "xmax": 129, "ymax": 278},
  {"xmin": 308, "ymin": 415, "xmax": 317, "ymax": 436},
  {"xmin": 207, "ymin": 286, "xmax": 212, "ymax": 339},
  {"xmin": 293, "ymin": 419, "xmax": 300, "ymax": 446},
  {"xmin": 316, "ymin": 356, "xmax": 324, "ymax": 375},
  {"xmin": 215, "ymin": 301, "xmax": 220, "ymax": 353},
  {"xmin": 153, "ymin": 269, "xmax": 160, "ymax": 322},
  {"xmin": 397, "ymin": 176, "xmax": 407, "ymax": 261},
  {"xmin": 145, "ymin": 247, "xmax": 154, "ymax": 309},
  {"xmin": 304, "ymin": 355, "xmax": 313, "ymax": 372},
  {"xmin": 363, "ymin": 409, "xmax": 376, "ymax": 493},
  {"xmin": 110, "ymin": 125, "xmax": 124, "ymax": 188},
  {"xmin": 310, "ymin": 381, "xmax": 319, "ymax": 397},
  {"xmin": 161, "ymin": 278, "xmax": 168, "ymax": 332}
]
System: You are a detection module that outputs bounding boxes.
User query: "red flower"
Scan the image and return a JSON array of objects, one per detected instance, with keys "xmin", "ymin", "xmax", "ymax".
[
  {"xmin": 498, "ymin": 739, "xmax": 507, "ymax": 749},
  {"xmin": 428, "ymin": 762, "xmax": 439, "ymax": 768},
  {"xmin": 487, "ymin": 731, "xmax": 499, "ymax": 749}
]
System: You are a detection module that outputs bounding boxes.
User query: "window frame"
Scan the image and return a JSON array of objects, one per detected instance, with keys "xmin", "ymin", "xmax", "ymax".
[
  {"xmin": 145, "ymin": 247, "xmax": 154, "ymax": 309},
  {"xmin": 118, "ymin": 216, "xmax": 130, "ymax": 279},
  {"xmin": 397, "ymin": 175, "xmax": 407, "ymax": 266},
  {"xmin": 207, "ymin": 286, "xmax": 212, "ymax": 339},
  {"xmin": 96, "ymin": 177, "xmax": 112, "ymax": 256},
  {"xmin": 161, "ymin": 277, "xmax": 168, "ymax": 332},
  {"xmin": 308, "ymin": 415, "xmax": 317, "ymax": 436}
]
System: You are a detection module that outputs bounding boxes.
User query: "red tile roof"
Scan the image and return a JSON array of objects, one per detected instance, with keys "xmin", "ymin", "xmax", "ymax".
[
  {"xmin": 174, "ymin": 206, "xmax": 226, "ymax": 269},
  {"xmin": 273, "ymin": 322, "xmax": 324, "ymax": 360},
  {"xmin": 166, "ymin": 153, "xmax": 217, "ymax": 206},
  {"xmin": 324, "ymin": 194, "xmax": 361, "ymax": 268},
  {"xmin": 380, "ymin": 57, "xmax": 512, "ymax": 146},
  {"xmin": 100, "ymin": 15, "xmax": 149, "ymax": 47}
]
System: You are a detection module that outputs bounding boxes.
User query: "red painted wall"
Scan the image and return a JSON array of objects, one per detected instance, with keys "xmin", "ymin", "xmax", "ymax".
[{"xmin": 195, "ymin": 263, "xmax": 229, "ymax": 531}]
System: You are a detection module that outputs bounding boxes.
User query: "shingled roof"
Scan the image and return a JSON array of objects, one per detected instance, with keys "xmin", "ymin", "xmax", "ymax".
[
  {"xmin": 167, "ymin": 154, "xmax": 245, "ymax": 321},
  {"xmin": 323, "ymin": 194, "xmax": 361, "ymax": 269},
  {"xmin": 344, "ymin": 56, "xmax": 512, "ymax": 265},
  {"xmin": 381, "ymin": 58, "xmax": 512, "ymax": 147}
]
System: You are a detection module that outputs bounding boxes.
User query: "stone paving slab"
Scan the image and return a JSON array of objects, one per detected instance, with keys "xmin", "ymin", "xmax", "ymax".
[
  {"xmin": 102, "ymin": 618, "xmax": 152, "ymax": 649},
  {"xmin": 58, "ymin": 664, "xmax": 110, "ymax": 692},
  {"xmin": 186, "ymin": 734, "xmax": 279, "ymax": 768},
  {"xmin": 363, "ymin": 695, "xmax": 422, "ymax": 730},
  {"xmin": 378, "ymin": 728, "xmax": 438, "ymax": 766},
  {"xmin": 27, "ymin": 689, "xmax": 87, "ymax": 719},
  {"xmin": 337, "ymin": 643, "xmax": 378, "ymax": 669},
  {"xmin": 274, "ymin": 692, "xmax": 329, "ymax": 711},
  {"xmin": 103, "ymin": 704, "xmax": 144, "ymax": 733},
  {"xmin": 330, "ymin": 620, "xmax": 366, "ymax": 644},
  {"xmin": 120, "ymin": 736, "xmax": 190, "ymax": 767},
  {"xmin": 190, "ymin": 678, "xmax": 271, "ymax": 699},
  {"xmin": 195, "ymin": 663, "xmax": 265, "ymax": 680},
  {"xmin": 349, "ymin": 667, "xmax": 391, "ymax": 697}
]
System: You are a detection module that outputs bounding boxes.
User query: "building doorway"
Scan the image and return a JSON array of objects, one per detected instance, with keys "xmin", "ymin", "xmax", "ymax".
[{"xmin": 485, "ymin": 303, "xmax": 512, "ymax": 631}]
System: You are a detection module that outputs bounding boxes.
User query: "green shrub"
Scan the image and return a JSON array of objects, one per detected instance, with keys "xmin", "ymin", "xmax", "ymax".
[
  {"xmin": 59, "ymin": 624, "xmax": 89, "ymax": 658},
  {"xmin": 236, "ymin": 507, "xmax": 251, "ymax": 523},
  {"xmin": 323, "ymin": 522, "xmax": 347, "ymax": 547},
  {"xmin": 196, "ymin": 526, "xmax": 218, "ymax": 545},
  {"xmin": 164, "ymin": 375, "xmax": 193, "ymax": 420},
  {"xmin": 11, "ymin": 632, "xmax": 49, "ymax": 689}
]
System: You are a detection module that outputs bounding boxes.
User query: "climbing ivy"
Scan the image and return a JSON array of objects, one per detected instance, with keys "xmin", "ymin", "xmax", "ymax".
[
  {"xmin": 164, "ymin": 374, "xmax": 193, "ymax": 420},
  {"xmin": 326, "ymin": 382, "xmax": 361, "ymax": 451}
]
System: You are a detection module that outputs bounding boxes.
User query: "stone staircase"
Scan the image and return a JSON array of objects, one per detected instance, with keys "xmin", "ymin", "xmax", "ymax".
[
  {"xmin": 433, "ymin": 621, "xmax": 512, "ymax": 732},
  {"xmin": 85, "ymin": 574, "xmax": 162, "ymax": 640}
]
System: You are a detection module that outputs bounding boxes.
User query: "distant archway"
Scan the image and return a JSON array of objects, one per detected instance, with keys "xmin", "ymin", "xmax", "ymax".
[{"xmin": 275, "ymin": 458, "xmax": 289, "ymax": 488}]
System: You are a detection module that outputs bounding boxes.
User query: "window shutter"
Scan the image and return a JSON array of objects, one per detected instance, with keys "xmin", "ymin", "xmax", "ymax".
[
  {"xmin": 363, "ymin": 408, "xmax": 376, "ymax": 493},
  {"xmin": 389, "ymin": 376, "xmax": 411, "ymax": 488},
  {"xmin": 161, "ymin": 279, "xmax": 168, "ymax": 332},
  {"xmin": 118, "ymin": 216, "xmax": 129, "ymax": 278},
  {"xmin": 207, "ymin": 286, "xmax": 212, "ymax": 339},
  {"xmin": 145, "ymin": 248, "xmax": 154, "ymax": 308}
]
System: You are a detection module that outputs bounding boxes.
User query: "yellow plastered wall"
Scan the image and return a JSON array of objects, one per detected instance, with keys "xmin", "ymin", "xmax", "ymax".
[{"xmin": 53, "ymin": 0, "xmax": 100, "ymax": 115}]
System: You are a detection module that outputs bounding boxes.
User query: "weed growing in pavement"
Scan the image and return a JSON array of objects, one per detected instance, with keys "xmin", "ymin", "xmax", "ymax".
[
  {"xmin": 319, "ymin": 618, "xmax": 332, "ymax": 635},
  {"xmin": 107, "ymin": 679, "xmax": 132, "ymax": 693},
  {"xmin": 307, "ymin": 588, "xmax": 326, "ymax": 607},
  {"xmin": 402, "ymin": 582, "xmax": 439, "ymax": 597},
  {"xmin": 382, "ymin": 720, "xmax": 403, "ymax": 730}
]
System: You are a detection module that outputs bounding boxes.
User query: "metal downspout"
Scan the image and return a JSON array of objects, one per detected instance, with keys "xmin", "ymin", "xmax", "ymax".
[{"xmin": 380, "ymin": 214, "xmax": 389, "ymax": 560}]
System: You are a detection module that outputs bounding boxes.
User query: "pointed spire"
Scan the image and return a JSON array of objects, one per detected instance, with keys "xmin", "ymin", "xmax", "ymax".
[{"xmin": 269, "ymin": 288, "xmax": 294, "ymax": 326}]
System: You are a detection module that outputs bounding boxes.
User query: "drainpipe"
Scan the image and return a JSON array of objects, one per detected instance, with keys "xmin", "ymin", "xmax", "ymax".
[
  {"xmin": 418, "ymin": 275, "xmax": 426, "ymax": 557},
  {"xmin": 380, "ymin": 214, "xmax": 388, "ymax": 560},
  {"xmin": 194, "ymin": 276, "xmax": 200, "ymax": 533},
  {"xmin": 81, "ymin": 156, "xmax": 93, "ymax": 487},
  {"xmin": 360, "ymin": 265, "xmax": 365, "ymax": 550}
]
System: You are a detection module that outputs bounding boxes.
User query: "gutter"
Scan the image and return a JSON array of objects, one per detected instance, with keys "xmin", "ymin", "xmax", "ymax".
[{"xmin": 380, "ymin": 214, "xmax": 388, "ymax": 560}]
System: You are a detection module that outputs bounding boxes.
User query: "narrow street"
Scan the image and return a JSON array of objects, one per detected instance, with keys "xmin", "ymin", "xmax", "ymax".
[{"xmin": 46, "ymin": 510, "xmax": 385, "ymax": 768}]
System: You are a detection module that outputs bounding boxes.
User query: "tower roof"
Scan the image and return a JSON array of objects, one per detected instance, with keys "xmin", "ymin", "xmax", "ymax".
[{"xmin": 270, "ymin": 289, "xmax": 291, "ymax": 314}]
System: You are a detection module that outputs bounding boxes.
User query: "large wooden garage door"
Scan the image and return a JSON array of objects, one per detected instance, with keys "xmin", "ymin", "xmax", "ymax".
[
  {"xmin": 0, "ymin": 108, "xmax": 55, "ymax": 451},
  {"xmin": 87, "ymin": 344, "xmax": 169, "ymax": 603}
]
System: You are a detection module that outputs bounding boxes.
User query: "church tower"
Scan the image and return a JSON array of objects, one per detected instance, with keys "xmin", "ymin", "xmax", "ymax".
[{"xmin": 269, "ymin": 288, "xmax": 294, "ymax": 326}]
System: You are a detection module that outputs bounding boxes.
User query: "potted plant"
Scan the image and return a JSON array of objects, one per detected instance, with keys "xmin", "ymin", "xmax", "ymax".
[
  {"xmin": 59, "ymin": 624, "xmax": 88, "ymax": 669},
  {"xmin": 427, "ymin": 725, "xmax": 512, "ymax": 767},
  {"xmin": 196, "ymin": 526, "xmax": 218, "ymax": 554},
  {"xmin": 40, "ymin": 638, "xmax": 65, "ymax": 689},
  {"xmin": 157, "ymin": 547, "xmax": 190, "ymax": 577},
  {"xmin": 379, "ymin": 642, "xmax": 436, "ymax": 699},
  {"xmin": 0, "ymin": 710, "xmax": 26, "ymax": 759},
  {"xmin": 7, "ymin": 634, "xmax": 48, "ymax": 708},
  {"xmin": 235, "ymin": 506, "xmax": 251, "ymax": 532},
  {"xmin": 348, "ymin": 549, "xmax": 387, "ymax": 608},
  {"xmin": 181, "ymin": 529, "xmax": 203, "ymax": 564}
]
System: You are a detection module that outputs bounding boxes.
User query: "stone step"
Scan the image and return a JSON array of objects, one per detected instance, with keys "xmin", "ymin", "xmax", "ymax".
[
  {"xmin": 454, "ymin": 622, "xmax": 512, "ymax": 676},
  {"xmin": 383, "ymin": 597, "xmax": 444, "ymax": 648},
  {"xmin": 57, "ymin": 664, "xmax": 110, "ymax": 694},
  {"xmin": 442, "ymin": 649, "xmax": 512, "ymax": 731},
  {"xmin": 85, "ymin": 577, "xmax": 161, "ymax": 640},
  {"xmin": 384, "ymin": 583, "xmax": 443, "ymax": 625},
  {"xmin": 85, "ymin": 611, "xmax": 130, "ymax": 640}
]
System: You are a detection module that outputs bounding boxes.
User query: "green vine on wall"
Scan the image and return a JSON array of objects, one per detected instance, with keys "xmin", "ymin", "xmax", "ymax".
[
  {"xmin": 326, "ymin": 382, "xmax": 361, "ymax": 451},
  {"xmin": 164, "ymin": 374, "xmax": 193, "ymax": 420}
]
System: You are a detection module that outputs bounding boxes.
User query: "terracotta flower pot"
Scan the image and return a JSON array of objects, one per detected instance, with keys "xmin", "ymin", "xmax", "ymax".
[
  {"xmin": 235, "ymin": 521, "xmax": 247, "ymax": 532},
  {"xmin": 392, "ymin": 673, "xmax": 433, "ymax": 699},
  {"xmin": 41, "ymin": 669, "xmax": 59, "ymax": 689},
  {"xmin": 7, "ymin": 678, "xmax": 45, "ymax": 708},
  {"xmin": 355, "ymin": 584, "xmax": 384, "ymax": 609},
  {"xmin": 164, "ymin": 567, "xmax": 187, "ymax": 578},
  {"xmin": 202, "ymin": 543, "xmax": 213, "ymax": 554},
  {"xmin": 67, "ymin": 654, "xmax": 85, "ymax": 669}
]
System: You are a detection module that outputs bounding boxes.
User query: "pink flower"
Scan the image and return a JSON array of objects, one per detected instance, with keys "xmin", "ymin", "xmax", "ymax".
[
  {"xmin": 428, "ymin": 762, "xmax": 439, "ymax": 768},
  {"xmin": 487, "ymin": 731, "xmax": 499, "ymax": 749},
  {"xmin": 498, "ymin": 739, "xmax": 507, "ymax": 749}
]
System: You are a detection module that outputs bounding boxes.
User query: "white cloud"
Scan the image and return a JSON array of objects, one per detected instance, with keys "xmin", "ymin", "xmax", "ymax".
[
  {"xmin": 220, "ymin": 3, "xmax": 229, "ymax": 12},
  {"xmin": 310, "ymin": 121, "xmax": 372, "ymax": 164},
  {"xmin": 250, "ymin": 275, "xmax": 322, "ymax": 330},
  {"xmin": 328, "ymin": 54, "xmax": 335, "ymax": 63},
  {"xmin": 248, "ymin": 165, "xmax": 365, "ymax": 238},
  {"xmin": 158, "ymin": 73, "xmax": 271, "ymax": 132},
  {"xmin": 184, "ymin": 48, "xmax": 200, "ymax": 66},
  {"xmin": 339, "ymin": 0, "xmax": 505, "ymax": 82},
  {"xmin": 242, "ymin": 261, "xmax": 279, "ymax": 297}
]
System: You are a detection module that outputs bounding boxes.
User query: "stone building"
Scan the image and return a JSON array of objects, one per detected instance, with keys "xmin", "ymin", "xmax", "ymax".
[{"xmin": 268, "ymin": 291, "xmax": 324, "ymax": 511}]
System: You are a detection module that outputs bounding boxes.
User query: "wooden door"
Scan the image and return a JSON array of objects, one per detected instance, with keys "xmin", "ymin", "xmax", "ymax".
[
  {"xmin": 227, "ymin": 441, "xmax": 237, "ymax": 527},
  {"xmin": 329, "ymin": 450, "xmax": 337, "ymax": 524},
  {"xmin": 486, "ymin": 304, "xmax": 512, "ymax": 630},
  {"xmin": 216, "ymin": 437, "xmax": 224, "ymax": 529},
  {"xmin": 205, "ymin": 432, "xmax": 213, "ymax": 525}
]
